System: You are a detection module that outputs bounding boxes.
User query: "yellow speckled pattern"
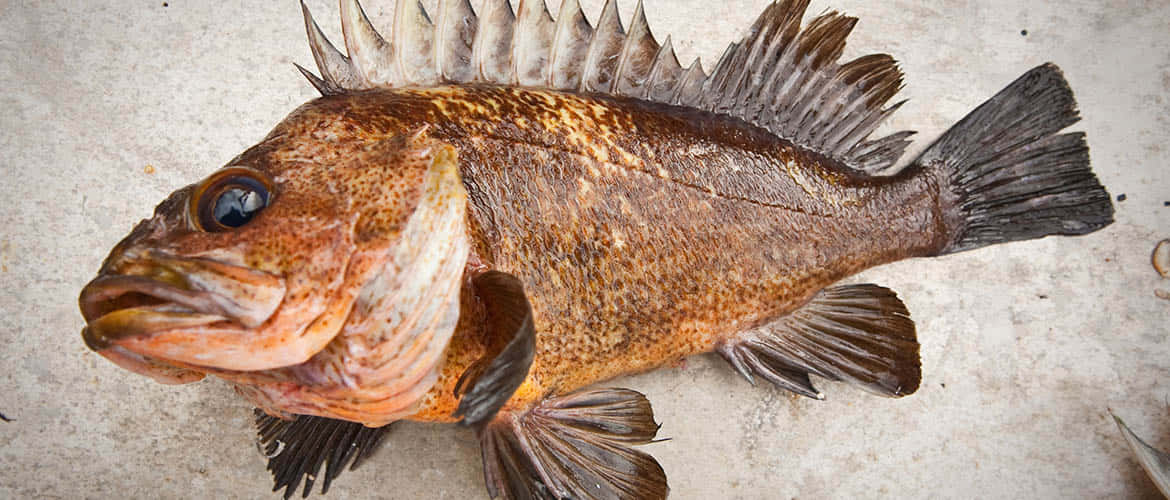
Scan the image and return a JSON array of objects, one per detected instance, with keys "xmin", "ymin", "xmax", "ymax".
[
  {"xmin": 78, "ymin": 82, "xmax": 948, "ymax": 426},
  {"xmin": 313, "ymin": 85, "xmax": 949, "ymax": 421}
]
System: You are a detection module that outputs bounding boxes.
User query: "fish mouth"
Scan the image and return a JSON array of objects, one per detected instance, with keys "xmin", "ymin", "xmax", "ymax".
[
  {"xmin": 80, "ymin": 275, "xmax": 232, "ymax": 350},
  {"xmin": 79, "ymin": 252, "xmax": 286, "ymax": 351}
]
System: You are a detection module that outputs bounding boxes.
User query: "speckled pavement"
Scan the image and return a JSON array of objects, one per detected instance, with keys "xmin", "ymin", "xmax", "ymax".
[{"xmin": 2, "ymin": 1, "xmax": 1168, "ymax": 498}]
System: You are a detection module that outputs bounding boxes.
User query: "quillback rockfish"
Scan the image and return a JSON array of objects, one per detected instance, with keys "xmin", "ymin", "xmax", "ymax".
[{"xmin": 78, "ymin": 0, "xmax": 1113, "ymax": 498}]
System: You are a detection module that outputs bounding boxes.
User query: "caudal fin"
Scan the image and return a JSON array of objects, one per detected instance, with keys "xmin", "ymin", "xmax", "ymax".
[{"xmin": 915, "ymin": 63, "xmax": 1114, "ymax": 255}]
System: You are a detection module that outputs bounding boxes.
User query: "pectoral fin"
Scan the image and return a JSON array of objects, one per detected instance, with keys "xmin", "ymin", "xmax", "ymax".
[
  {"xmin": 253, "ymin": 410, "xmax": 390, "ymax": 499},
  {"xmin": 478, "ymin": 388, "xmax": 668, "ymax": 500},
  {"xmin": 454, "ymin": 271, "xmax": 537, "ymax": 427},
  {"xmin": 718, "ymin": 284, "xmax": 920, "ymax": 399}
]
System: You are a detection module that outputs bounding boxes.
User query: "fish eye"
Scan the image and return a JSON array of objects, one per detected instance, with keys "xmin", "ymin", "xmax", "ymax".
[{"xmin": 191, "ymin": 168, "xmax": 273, "ymax": 232}]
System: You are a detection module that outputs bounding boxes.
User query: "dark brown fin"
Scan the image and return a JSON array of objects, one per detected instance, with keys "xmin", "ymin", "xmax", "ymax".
[
  {"xmin": 916, "ymin": 64, "xmax": 1113, "ymax": 255},
  {"xmin": 1113, "ymin": 414, "xmax": 1170, "ymax": 496},
  {"xmin": 298, "ymin": 0, "xmax": 913, "ymax": 174},
  {"xmin": 254, "ymin": 410, "xmax": 390, "ymax": 499},
  {"xmin": 478, "ymin": 388, "xmax": 668, "ymax": 500},
  {"xmin": 454, "ymin": 271, "xmax": 537, "ymax": 427},
  {"xmin": 718, "ymin": 284, "xmax": 920, "ymax": 399},
  {"xmin": 696, "ymin": 1, "xmax": 912, "ymax": 174}
]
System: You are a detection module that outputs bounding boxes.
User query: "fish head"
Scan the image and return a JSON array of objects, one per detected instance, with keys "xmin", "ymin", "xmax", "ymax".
[{"xmin": 79, "ymin": 118, "xmax": 469, "ymax": 382}]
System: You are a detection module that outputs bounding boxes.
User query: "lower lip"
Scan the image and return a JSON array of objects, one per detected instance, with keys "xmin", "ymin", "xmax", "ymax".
[{"xmin": 81, "ymin": 305, "xmax": 227, "ymax": 350}]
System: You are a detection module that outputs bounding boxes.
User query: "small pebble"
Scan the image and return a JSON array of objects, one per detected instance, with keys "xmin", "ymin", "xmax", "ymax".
[
  {"xmin": 1020, "ymin": 29, "xmax": 1028, "ymax": 36},
  {"xmin": 1156, "ymin": 289, "xmax": 1170, "ymax": 301},
  {"xmin": 1154, "ymin": 239, "xmax": 1170, "ymax": 278},
  {"xmin": 1116, "ymin": 193, "xmax": 1126, "ymax": 202},
  {"xmin": 144, "ymin": 164, "xmax": 156, "ymax": 175}
]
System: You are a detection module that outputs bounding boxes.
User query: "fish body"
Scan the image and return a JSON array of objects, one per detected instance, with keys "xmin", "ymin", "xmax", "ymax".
[
  {"xmin": 77, "ymin": 0, "xmax": 1114, "ymax": 498},
  {"xmin": 267, "ymin": 86, "xmax": 942, "ymax": 419}
]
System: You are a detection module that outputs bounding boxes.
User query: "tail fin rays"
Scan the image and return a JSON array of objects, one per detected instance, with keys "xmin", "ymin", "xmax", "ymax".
[{"xmin": 916, "ymin": 63, "xmax": 1114, "ymax": 254}]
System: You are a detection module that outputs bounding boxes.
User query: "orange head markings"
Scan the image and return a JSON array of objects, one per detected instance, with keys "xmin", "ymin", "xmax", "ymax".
[{"xmin": 79, "ymin": 117, "xmax": 470, "ymax": 424}]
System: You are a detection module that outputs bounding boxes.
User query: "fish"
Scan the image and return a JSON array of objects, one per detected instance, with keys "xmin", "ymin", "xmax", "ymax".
[
  {"xmin": 76, "ymin": 0, "xmax": 1115, "ymax": 498},
  {"xmin": 1113, "ymin": 413, "xmax": 1170, "ymax": 497}
]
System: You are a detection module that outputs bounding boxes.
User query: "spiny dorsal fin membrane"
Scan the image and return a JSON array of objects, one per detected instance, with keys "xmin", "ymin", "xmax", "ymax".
[{"xmin": 300, "ymin": 0, "xmax": 914, "ymax": 174}]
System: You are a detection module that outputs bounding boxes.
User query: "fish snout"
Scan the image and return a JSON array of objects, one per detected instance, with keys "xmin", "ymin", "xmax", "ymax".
[{"xmin": 79, "ymin": 251, "xmax": 286, "ymax": 351}]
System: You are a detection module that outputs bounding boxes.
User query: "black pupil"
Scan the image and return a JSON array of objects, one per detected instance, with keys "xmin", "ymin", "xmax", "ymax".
[{"xmin": 213, "ymin": 183, "xmax": 267, "ymax": 228}]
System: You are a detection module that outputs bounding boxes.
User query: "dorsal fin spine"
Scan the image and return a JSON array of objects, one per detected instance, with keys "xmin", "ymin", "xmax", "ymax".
[
  {"xmin": 549, "ymin": 0, "xmax": 592, "ymax": 90},
  {"xmin": 696, "ymin": 42, "xmax": 733, "ymax": 110},
  {"xmin": 513, "ymin": 0, "xmax": 555, "ymax": 86},
  {"xmin": 394, "ymin": 0, "xmax": 438, "ymax": 85},
  {"xmin": 614, "ymin": 0, "xmax": 661, "ymax": 99},
  {"xmin": 301, "ymin": 0, "xmax": 916, "ymax": 175},
  {"xmin": 340, "ymin": 0, "xmax": 395, "ymax": 86},
  {"xmin": 471, "ymin": 0, "xmax": 516, "ymax": 84},
  {"xmin": 645, "ymin": 36, "xmax": 682, "ymax": 102},
  {"xmin": 302, "ymin": 1, "xmax": 361, "ymax": 92},
  {"xmin": 670, "ymin": 57, "xmax": 705, "ymax": 106},
  {"xmin": 435, "ymin": 0, "xmax": 477, "ymax": 83},
  {"xmin": 582, "ymin": 0, "xmax": 625, "ymax": 93},
  {"xmin": 295, "ymin": 63, "xmax": 337, "ymax": 95},
  {"xmin": 705, "ymin": 42, "xmax": 744, "ymax": 112}
]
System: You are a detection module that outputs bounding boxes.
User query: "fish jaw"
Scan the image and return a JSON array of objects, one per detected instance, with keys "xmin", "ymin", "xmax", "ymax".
[
  {"xmin": 78, "ymin": 218, "xmax": 367, "ymax": 372},
  {"xmin": 78, "ymin": 246, "xmax": 355, "ymax": 372},
  {"xmin": 80, "ymin": 252, "xmax": 286, "ymax": 339},
  {"xmin": 95, "ymin": 346, "xmax": 206, "ymax": 385}
]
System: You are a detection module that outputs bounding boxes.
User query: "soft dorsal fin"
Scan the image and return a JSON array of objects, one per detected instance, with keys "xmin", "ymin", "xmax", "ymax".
[{"xmin": 299, "ymin": 0, "xmax": 914, "ymax": 174}]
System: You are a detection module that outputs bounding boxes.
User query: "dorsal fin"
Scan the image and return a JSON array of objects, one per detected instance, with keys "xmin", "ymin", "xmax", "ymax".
[{"xmin": 299, "ymin": 0, "xmax": 914, "ymax": 174}]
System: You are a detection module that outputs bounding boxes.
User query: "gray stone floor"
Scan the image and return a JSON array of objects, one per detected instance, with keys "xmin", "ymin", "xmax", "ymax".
[{"xmin": 2, "ymin": 0, "xmax": 1168, "ymax": 498}]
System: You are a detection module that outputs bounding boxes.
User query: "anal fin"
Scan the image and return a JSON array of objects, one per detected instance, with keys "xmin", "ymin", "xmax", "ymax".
[
  {"xmin": 478, "ymin": 388, "xmax": 668, "ymax": 500},
  {"xmin": 718, "ymin": 284, "xmax": 920, "ymax": 399}
]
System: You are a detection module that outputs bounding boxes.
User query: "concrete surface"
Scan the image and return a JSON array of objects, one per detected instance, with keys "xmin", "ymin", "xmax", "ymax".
[{"xmin": 2, "ymin": 0, "xmax": 1168, "ymax": 498}]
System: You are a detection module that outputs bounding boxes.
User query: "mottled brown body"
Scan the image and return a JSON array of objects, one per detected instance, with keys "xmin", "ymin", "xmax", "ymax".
[
  {"xmin": 261, "ymin": 85, "xmax": 947, "ymax": 420},
  {"xmin": 76, "ymin": 0, "xmax": 1117, "ymax": 494}
]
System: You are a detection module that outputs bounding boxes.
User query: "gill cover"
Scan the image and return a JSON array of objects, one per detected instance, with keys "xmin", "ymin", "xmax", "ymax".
[{"xmin": 240, "ymin": 132, "xmax": 471, "ymax": 427}]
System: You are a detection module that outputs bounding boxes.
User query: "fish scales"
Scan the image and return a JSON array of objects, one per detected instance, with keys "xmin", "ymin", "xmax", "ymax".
[
  {"xmin": 277, "ymin": 85, "xmax": 945, "ymax": 416},
  {"xmin": 245, "ymin": 83, "xmax": 945, "ymax": 419}
]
